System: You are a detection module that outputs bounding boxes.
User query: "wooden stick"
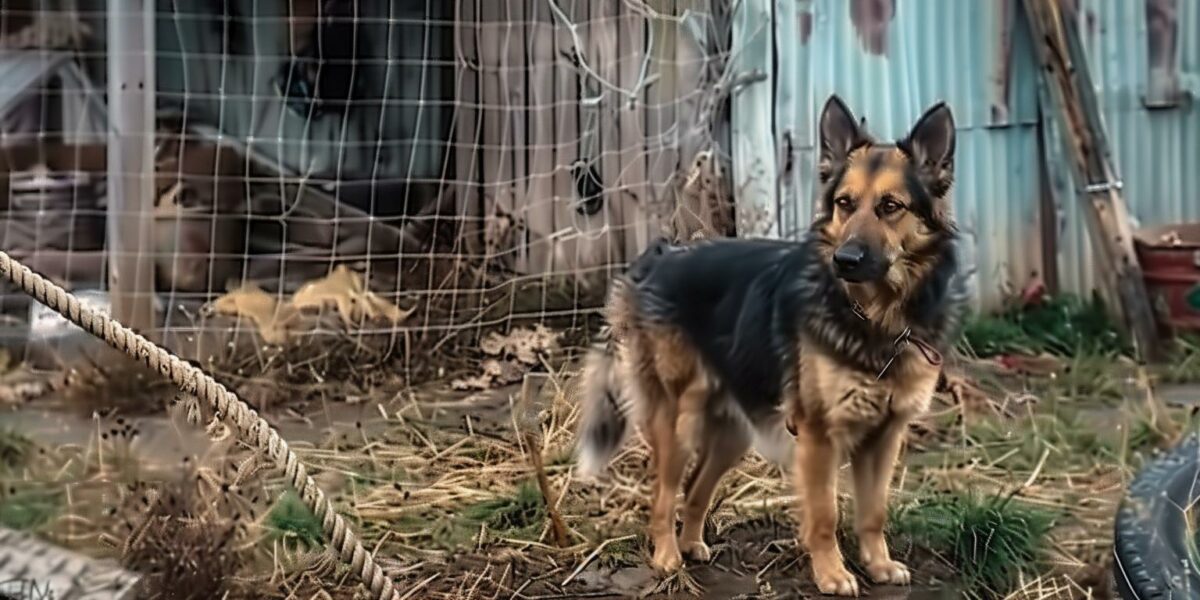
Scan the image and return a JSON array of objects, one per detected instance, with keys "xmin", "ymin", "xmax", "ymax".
[
  {"xmin": 1022, "ymin": 0, "xmax": 1162, "ymax": 360},
  {"xmin": 523, "ymin": 430, "xmax": 570, "ymax": 548},
  {"xmin": 517, "ymin": 374, "xmax": 570, "ymax": 548}
]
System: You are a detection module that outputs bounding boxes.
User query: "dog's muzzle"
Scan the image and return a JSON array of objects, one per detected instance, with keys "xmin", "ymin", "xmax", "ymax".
[{"xmin": 832, "ymin": 240, "xmax": 888, "ymax": 282}]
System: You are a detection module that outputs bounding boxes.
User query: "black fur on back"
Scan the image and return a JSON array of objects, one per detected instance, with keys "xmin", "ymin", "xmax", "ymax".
[
  {"xmin": 622, "ymin": 228, "xmax": 966, "ymax": 423},
  {"xmin": 615, "ymin": 109, "xmax": 968, "ymax": 422}
]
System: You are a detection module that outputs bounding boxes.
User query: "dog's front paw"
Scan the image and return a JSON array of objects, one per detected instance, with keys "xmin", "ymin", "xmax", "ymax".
[
  {"xmin": 680, "ymin": 540, "xmax": 711, "ymax": 562},
  {"xmin": 651, "ymin": 545, "xmax": 683, "ymax": 572},
  {"xmin": 813, "ymin": 564, "xmax": 860, "ymax": 597},
  {"xmin": 866, "ymin": 559, "xmax": 911, "ymax": 585}
]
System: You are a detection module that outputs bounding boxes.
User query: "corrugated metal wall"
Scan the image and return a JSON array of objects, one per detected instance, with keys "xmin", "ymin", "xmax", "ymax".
[
  {"xmin": 1055, "ymin": 0, "xmax": 1200, "ymax": 298},
  {"xmin": 764, "ymin": 0, "xmax": 1200, "ymax": 310}
]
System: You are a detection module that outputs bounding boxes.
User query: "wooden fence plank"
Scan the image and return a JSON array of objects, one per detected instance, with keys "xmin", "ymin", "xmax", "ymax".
[
  {"xmin": 592, "ymin": 0, "xmax": 625, "ymax": 268},
  {"xmin": 645, "ymin": 0, "xmax": 678, "ymax": 240},
  {"xmin": 507, "ymin": 0, "xmax": 530, "ymax": 274},
  {"xmin": 1023, "ymin": 0, "xmax": 1162, "ymax": 358},
  {"xmin": 616, "ymin": 2, "xmax": 652, "ymax": 258},
  {"xmin": 454, "ymin": 0, "xmax": 482, "ymax": 256},
  {"xmin": 479, "ymin": 1, "xmax": 524, "ymax": 274},
  {"xmin": 550, "ymin": 1, "xmax": 583, "ymax": 277},
  {"xmin": 525, "ymin": 0, "xmax": 557, "ymax": 277},
  {"xmin": 730, "ymin": 0, "xmax": 777, "ymax": 237}
]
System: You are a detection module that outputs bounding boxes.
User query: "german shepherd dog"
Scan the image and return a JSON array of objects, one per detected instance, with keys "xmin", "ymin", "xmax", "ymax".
[{"xmin": 575, "ymin": 96, "xmax": 966, "ymax": 596}]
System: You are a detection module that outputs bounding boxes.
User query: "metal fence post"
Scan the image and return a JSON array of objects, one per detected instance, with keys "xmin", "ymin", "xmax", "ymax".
[{"xmin": 107, "ymin": 0, "xmax": 157, "ymax": 337}]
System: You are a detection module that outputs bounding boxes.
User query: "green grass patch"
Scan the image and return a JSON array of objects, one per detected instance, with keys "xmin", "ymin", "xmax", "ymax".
[
  {"xmin": 0, "ymin": 428, "xmax": 33, "ymax": 469},
  {"xmin": 961, "ymin": 294, "xmax": 1127, "ymax": 358},
  {"xmin": 0, "ymin": 488, "xmax": 61, "ymax": 531},
  {"xmin": 1156, "ymin": 336, "xmax": 1200, "ymax": 384},
  {"xmin": 1126, "ymin": 414, "xmax": 1174, "ymax": 453},
  {"xmin": 460, "ymin": 481, "xmax": 545, "ymax": 536},
  {"xmin": 422, "ymin": 482, "xmax": 549, "ymax": 550},
  {"xmin": 369, "ymin": 482, "xmax": 556, "ymax": 551},
  {"xmin": 890, "ymin": 492, "xmax": 1054, "ymax": 598},
  {"xmin": 265, "ymin": 491, "xmax": 324, "ymax": 547}
]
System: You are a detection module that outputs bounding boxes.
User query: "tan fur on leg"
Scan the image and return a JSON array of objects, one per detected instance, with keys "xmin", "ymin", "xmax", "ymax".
[
  {"xmin": 795, "ymin": 425, "xmax": 859, "ymax": 597},
  {"xmin": 852, "ymin": 419, "xmax": 911, "ymax": 585},
  {"xmin": 679, "ymin": 413, "xmax": 751, "ymax": 561},
  {"xmin": 674, "ymin": 374, "xmax": 710, "ymax": 455},
  {"xmin": 646, "ymin": 388, "xmax": 687, "ymax": 572}
]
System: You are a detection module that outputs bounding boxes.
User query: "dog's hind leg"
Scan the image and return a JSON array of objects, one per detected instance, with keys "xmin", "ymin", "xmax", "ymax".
[
  {"xmin": 851, "ymin": 418, "xmax": 911, "ymax": 585},
  {"xmin": 643, "ymin": 374, "xmax": 691, "ymax": 573},
  {"xmin": 679, "ymin": 405, "xmax": 750, "ymax": 561}
]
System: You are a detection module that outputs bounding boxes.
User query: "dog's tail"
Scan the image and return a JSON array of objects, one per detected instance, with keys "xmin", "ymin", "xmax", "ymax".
[{"xmin": 575, "ymin": 335, "xmax": 632, "ymax": 480}]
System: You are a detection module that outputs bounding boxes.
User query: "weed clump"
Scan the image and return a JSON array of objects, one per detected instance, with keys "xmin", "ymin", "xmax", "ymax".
[
  {"xmin": 461, "ymin": 482, "xmax": 545, "ymax": 535},
  {"xmin": 0, "ymin": 428, "xmax": 33, "ymax": 469},
  {"xmin": 962, "ymin": 294, "xmax": 1126, "ymax": 357},
  {"xmin": 265, "ymin": 490, "xmax": 324, "ymax": 548},
  {"xmin": 891, "ymin": 492, "xmax": 1054, "ymax": 598},
  {"xmin": 0, "ymin": 488, "xmax": 59, "ymax": 531}
]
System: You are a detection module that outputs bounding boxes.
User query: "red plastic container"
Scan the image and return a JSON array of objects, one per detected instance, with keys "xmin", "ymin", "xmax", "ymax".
[{"xmin": 1134, "ymin": 223, "xmax": 1200, "ymax": 332}]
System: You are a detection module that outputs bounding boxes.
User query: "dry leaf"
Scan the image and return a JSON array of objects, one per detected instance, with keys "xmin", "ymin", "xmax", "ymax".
[
  {"xmin": 457, "ymin": 326, "xmax": 560, "ymax": 389},
  {"xmin": 451, "ymin": 359, "xmax": 525, "ymax": 390},
  {"xmin": 942, "ymin": 373, "xmax": 991, "ymax": 409},
  {"xmin": 479, "ymin": 334, "xmax": 506, "ymax": 357},
  {"xmin": 996, "ymin": 353, "xmax": 1064, "ymax": 377},
  {"xmin": 451, "ymin": 374, "xmax": 492, "ymax": 391},
  {"xmin": 479, "ymin": 325, "xmax": 559, "ymax": 365},
  {"xmin": 292, "ymin": 264, "xmax": 414, "ymax": 326},
  {"xmin": 209, "ymin": 283, "xmax": 297, "ymax": 344}
]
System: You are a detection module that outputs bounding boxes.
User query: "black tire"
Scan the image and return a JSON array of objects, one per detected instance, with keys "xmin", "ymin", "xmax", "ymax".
[{"xmin": 1114, "ymin": 434, "xmax": 1200, "ymax": 599}]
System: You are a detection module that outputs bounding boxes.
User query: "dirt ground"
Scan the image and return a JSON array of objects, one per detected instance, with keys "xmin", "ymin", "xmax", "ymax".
[
  {"xmin": 1, "ymin": 322, "xmax": 1197, "ymax": 599},
  {"xmin": 0, "ymin": 378, "xmax": 956, "ymax": 599}
]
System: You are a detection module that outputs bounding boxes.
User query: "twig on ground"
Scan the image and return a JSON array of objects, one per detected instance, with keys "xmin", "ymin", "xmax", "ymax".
[{"xmin": 560, "ymin": 535, "xmax": 639, "ymax": 588}]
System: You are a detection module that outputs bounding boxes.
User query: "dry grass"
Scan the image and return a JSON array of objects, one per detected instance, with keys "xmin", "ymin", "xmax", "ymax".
[
  {"xmin": 256, "ymin": 351, "xmax": 1194, "ymax": 599},
  {"xmin": 4, "ymin": 329, "xmax": 1198, "ymax": 598}
]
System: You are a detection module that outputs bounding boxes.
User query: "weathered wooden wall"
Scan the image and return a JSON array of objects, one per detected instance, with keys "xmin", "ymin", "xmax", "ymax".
[{"xmin": 455, "ymin": 0, "xmax": 724, "ymax": 281}]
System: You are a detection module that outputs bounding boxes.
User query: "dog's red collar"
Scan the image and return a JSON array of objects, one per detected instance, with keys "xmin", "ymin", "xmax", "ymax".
[
  {"xmin": 850, "ymin": 302, "xmax": 943, "ymax": 378},
  {"xmin": 911, "ymin": 336, "xmax": 944, "ymax": 366}
]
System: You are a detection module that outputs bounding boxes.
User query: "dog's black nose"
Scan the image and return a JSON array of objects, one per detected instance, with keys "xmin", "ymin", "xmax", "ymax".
[{"xmin": 833, "ymin": 243, "xmax": 866, "ymax": 270}]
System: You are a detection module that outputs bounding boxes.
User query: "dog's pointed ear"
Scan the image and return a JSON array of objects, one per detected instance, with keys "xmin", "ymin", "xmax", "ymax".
[
  {"xmin": 902, "ymin": 101, "xmax": 956, "ymax": 197},
  {"xmin": 819, "ymin": 95, "xmax": 868, "ymax": 183}
]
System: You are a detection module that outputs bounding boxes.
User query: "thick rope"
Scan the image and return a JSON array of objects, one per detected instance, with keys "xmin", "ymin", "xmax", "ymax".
[{"xmin": 0, "ymin": 251, "xmax": 399, "ymax": 600}]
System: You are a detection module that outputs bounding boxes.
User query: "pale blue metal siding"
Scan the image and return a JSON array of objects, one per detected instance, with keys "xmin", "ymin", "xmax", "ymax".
[
  {"xmin": 1056, "ymin": 0, "xmax": 1200, "ymax": 297},
  {"xmin": 774, "ymin": 0, "xmax": 1045, "ymax": 309},
  {"xmin": 767, "ymin": 0, "xmax": 1200, "ymax": 310}
]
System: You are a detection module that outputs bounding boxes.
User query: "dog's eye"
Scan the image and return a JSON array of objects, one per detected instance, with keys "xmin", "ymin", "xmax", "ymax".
[
  {"xmin": 834, "ymin": 196, "xmax": 854, "ymax": 211},
  {"xmin": 878, "ymin": 196, "xmax": 904, "ymax": 215}
]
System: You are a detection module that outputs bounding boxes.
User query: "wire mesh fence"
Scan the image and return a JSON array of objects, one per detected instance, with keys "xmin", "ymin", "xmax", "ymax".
[{"xmin": 0, "ymin": 0, "xmax": 739, "ymax": 374}]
